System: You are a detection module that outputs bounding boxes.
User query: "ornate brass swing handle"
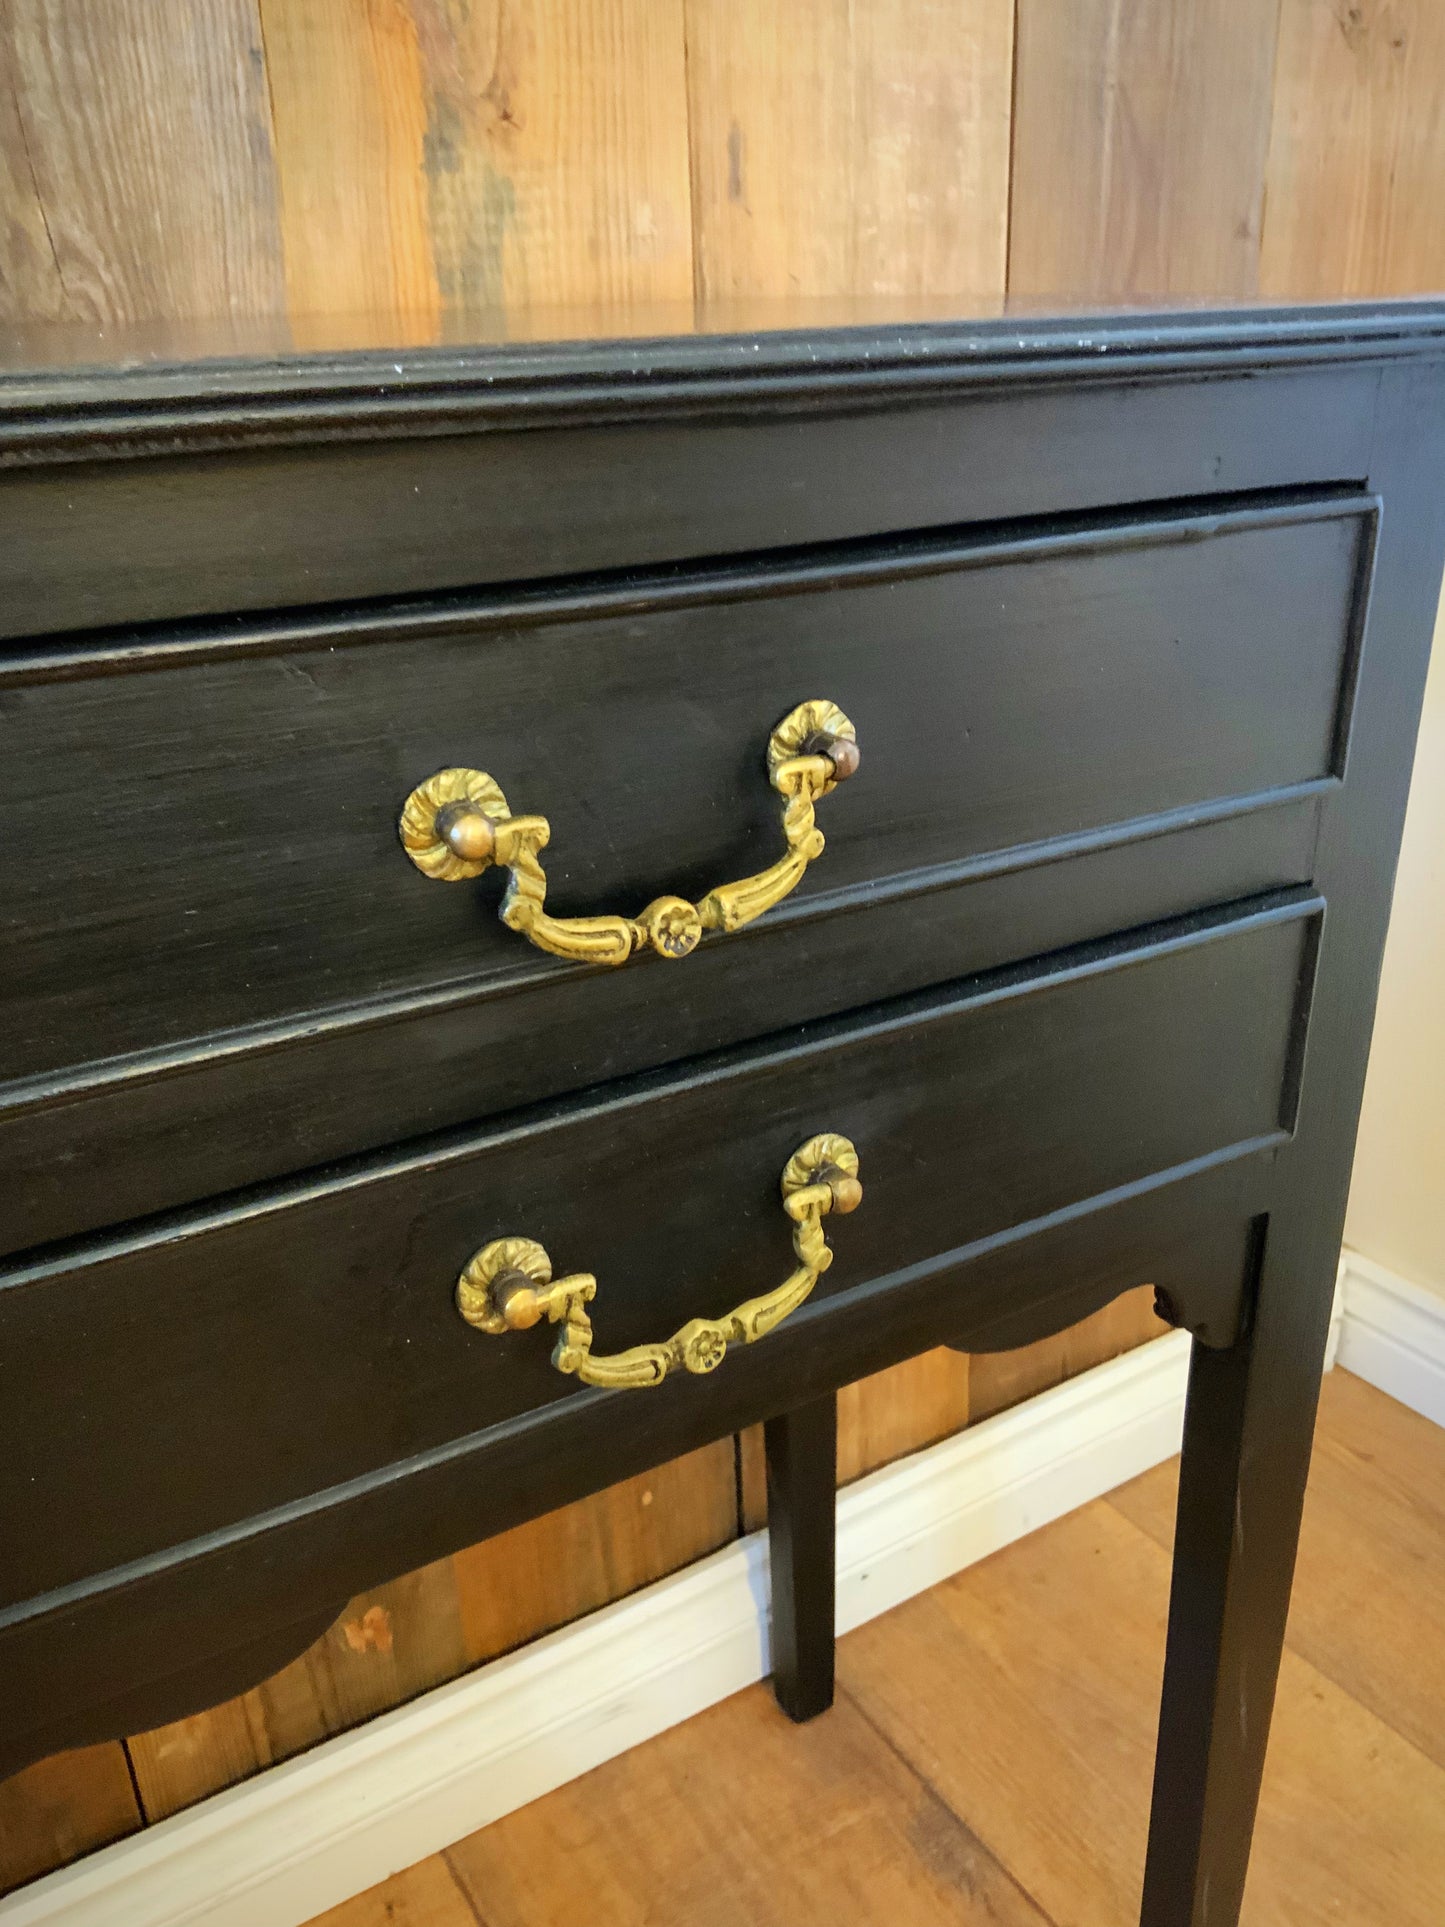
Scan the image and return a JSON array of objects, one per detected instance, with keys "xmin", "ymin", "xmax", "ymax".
[
  {"xmin": 455, "ymin": 1134, "xmax": 861, "ymax": 1390},
  {"xmin": 398, "ymin": 700, "xmax": 859, "ymax": 967}
]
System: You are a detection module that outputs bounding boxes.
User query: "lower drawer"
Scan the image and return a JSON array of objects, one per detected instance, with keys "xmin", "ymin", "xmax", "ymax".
[{"xmin": 0, "ymin": 894, "xmax": 1315, "ymax": 1608}]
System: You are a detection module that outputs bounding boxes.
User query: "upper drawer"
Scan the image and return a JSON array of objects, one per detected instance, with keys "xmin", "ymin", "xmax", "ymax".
[
  {"xmin": 0, "ymin": 495, "xmax": 1367, "ymax": 1251},
  {"xmin": 1, "ymin": 494, "xmax": 1367, "ymax": 1087}
]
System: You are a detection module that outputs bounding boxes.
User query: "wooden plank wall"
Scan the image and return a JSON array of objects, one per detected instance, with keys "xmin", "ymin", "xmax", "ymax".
[{"xmin": 3, "ymin": 0, "xmax": 1444, "ymax": 1892}]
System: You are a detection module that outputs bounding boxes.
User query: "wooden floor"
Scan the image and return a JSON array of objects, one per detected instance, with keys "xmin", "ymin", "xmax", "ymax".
[{"xmin": 310, "ymin": 1371, "xmax": 1445, "ymax": 1927}]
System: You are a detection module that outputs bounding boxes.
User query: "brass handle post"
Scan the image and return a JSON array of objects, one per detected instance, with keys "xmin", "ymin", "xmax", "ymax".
[
  {"xmin": 455, "ymin": 1134, "xmax": 861, "ymax": 1389},
  {"xmin": 399, "ymin": 700, "xmax": 858, "ymax": 966}
]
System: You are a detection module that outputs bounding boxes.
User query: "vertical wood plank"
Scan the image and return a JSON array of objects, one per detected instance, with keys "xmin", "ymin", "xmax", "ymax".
[
  {"xmin": 260, "ymin": 0, "xmax": 695, "ymax": 338},
  {"xmin": 1260, "ymin": 0, "xmax": 1445, "ymax": 297},
  {"xmin": 0, "ymin": 41, "xmax": 67, "ymax": 323},
  {"xmin": 3, "ymin": 0, "xmax": 284, "ymax": 326},
  {"xmin": 416, "ymin": 0, "xmax": 695, "ymax": 314},
  {"xmin": 836, "ymin": 1348, "xmax": 973, "ymax": 1485},
  {"xmin": 1009, "ymin": 0, "xmax": 1282, "ymax": 299},
  {"xmin": 968, "ymin": 1285, "xmax": 1168, "ymax": 1425},
  {"xmin": 684, "ymin": 0, "xmax": 1012, "ymax": 303},
  {"xmin": 452, "ymin": 1443, "xmax": 738, "ymax": 1665},
  {"xmin": 0, "ymin": 1745, "xmax": 141, "ymax": 1897},
  {"xmin": 258, "ymin": 0, "xmax": 440, "ymax": 341}
]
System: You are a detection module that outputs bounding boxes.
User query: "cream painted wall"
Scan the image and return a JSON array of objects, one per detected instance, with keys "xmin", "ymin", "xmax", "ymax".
[{"xmin": 1346, "ymin": 597, "xmax": 1445, "ymax": 1294}]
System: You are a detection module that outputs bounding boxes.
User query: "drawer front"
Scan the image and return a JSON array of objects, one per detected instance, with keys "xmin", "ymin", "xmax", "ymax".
[
  {"xmin": 1, "ymin": 495, "xmax": 1363, "ymax": 1083},
  {"xmin": 0, "ymin": 898, "xmax": 1313, "ymax": 1605}
]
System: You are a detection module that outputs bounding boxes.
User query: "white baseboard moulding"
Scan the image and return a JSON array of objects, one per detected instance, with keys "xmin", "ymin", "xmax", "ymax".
[
  {"xmin": 1334, "ymin": 1247, "xmax": 1445, "ymax": 1428},
  {"xmin": 6, "ymin": 1250, "xmax": 1441, "ymax": 1927}
]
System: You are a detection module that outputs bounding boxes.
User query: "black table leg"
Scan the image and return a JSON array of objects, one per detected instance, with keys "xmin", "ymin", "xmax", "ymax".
[
  {"xmin": 764, "ymin": 1393, "xmax": 838, "ymax": 1722},
  {"xmin": 1140, "ymin": 1235, "xmax": 1333, "ymax": 1926}
]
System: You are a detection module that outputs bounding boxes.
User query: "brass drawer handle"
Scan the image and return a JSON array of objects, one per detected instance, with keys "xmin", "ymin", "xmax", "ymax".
[
  {"xmin": 399, "ymin": 700, "xmax": 858, "ymax": 966},
  {"xmin": 455, "ymin": 1133, "xmax": 861, "ymax": 1390}
]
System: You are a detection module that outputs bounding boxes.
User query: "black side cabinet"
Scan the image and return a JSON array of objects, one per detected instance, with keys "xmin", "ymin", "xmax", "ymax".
[{"xmin": 3, "ymin": 301, "xmax": 1444, "ymax": 1926}]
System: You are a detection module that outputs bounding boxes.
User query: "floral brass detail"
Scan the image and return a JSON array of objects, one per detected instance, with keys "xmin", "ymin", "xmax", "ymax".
[
  {"xmin": 455, "ymin": 1133, "xmax": 862, "ymax": 1390},
  {"xmin": 399, "ymin": 700, "xmax": 858, "ymax": 967}
]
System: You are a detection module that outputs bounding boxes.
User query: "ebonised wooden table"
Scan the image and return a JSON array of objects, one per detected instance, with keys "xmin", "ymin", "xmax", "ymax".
[{"xmin": 3, "ymin": 300, "xmax": 1444, "ymax": 1925}]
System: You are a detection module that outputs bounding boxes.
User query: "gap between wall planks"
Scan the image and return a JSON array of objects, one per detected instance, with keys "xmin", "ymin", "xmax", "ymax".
[{"xmin": 3, "ymin": 0, "xmax": 1445, "ymax": 1891}]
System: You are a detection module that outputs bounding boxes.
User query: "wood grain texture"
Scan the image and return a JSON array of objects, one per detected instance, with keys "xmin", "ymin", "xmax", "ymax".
[
  {"xmin": 0, "ymin": 1744, "xmax": 140, "ymax": 1898},
  {"xmin": 968, "ymin": 1283, "xmax": 1168, "ymax": 1424},
  {"xmin": 684, "ymin": 0, "xmax": 1012, "ymax": 301},
  {"xmin": 125, "ymin": 1445, "xmax": 735, "ymax": 1820},
  {"xmin": 442, "ymin": 1679, "xmax": 1050, "ymax": 1927},
  {"xmin": 449, "ymin": 1445, "xmax": 737, "ymax": 1667},
  {"xmin": 258, "ymin": 0, "xmax": 440, "ymax": 341},
  {"xmin": 409, "ymin": 0, "xmax": 693, "ymax": 316},
  {"xmin": 1260, "ymin": 0, "xmax": 1445, "ymax": 297},
  {"xmin": 837, "ymin": 1347, "xmax": 973, "ymax": 1486},
  {"xmin": 1009, "ymin": 0, "xmax": 1282, "ymax": 298},
  {"xmin": 309, "ymin": 1855, "xmax": 478, "ymax": 1927},
  {"xmin": 0, "ymin": 34, "xmax": 66, "ymax": 323},
  {"xmin": 849, "ymin": 1507, "xmax": 1168, "ymax": 1924},
  {"xmin": 1, "ymin": 0, "xmax": 284, "ymax": 326},
  {"xmin": 269, "ymin": 0, "xmax": 701, "ymax": 331},
  {"xmin": 261, "ymin": 0, "xmax": 696, "ymax": 336}
]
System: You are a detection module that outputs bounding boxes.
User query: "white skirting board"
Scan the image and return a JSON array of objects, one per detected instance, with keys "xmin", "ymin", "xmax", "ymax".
[
  {"xmin": 1335, "ymin": 1247, "xmax": 1445, "ymax": 1428},
  {"xmin": 7, "ymin": 1251, "xmax": 1441, "ymax": 1927},
  {"xmin": 0, "ymin": 1332, "xmax": 1194, "ymax": 1927}
]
